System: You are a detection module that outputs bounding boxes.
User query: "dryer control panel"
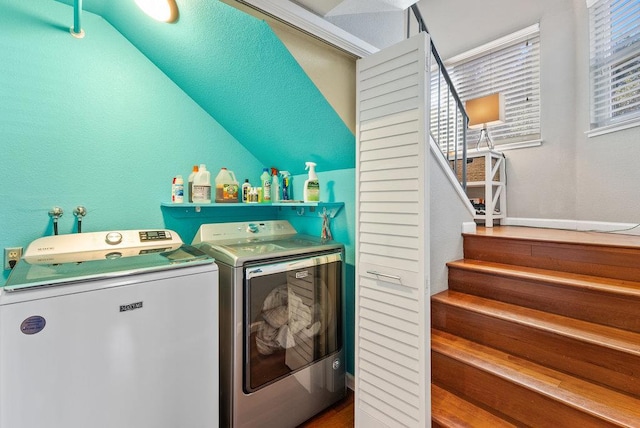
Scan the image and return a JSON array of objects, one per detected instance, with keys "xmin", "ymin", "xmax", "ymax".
[{"xmin": 192, "ymin": 221, "xmax": 296, "ymax": 244}]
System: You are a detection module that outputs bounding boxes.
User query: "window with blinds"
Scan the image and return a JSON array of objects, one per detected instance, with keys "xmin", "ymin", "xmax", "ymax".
[
  {"xmin": 588, "ymin": 0, "xmax": 640, "ymax": 133},
  {"xmin": 432, "ymin": 24, "xmax": 541, "ymax": 149}
]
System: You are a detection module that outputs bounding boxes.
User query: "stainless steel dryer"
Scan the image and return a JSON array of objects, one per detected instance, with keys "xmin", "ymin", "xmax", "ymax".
[{"xmin": 193, "ymin": 220, "xmax": 345, "ymax": 428}]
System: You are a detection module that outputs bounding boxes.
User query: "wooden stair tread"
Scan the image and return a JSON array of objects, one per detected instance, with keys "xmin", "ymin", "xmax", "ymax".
[
  {"xmin": 431, "ymin": 384, "xmax": 516, "ymax": 427},
  {"xmin": 432, "ymin": 329, "xmax": 640, "ymax": 425},
  {"xmin": 432, "ymin": 290, "xmax": 640, "ymax": 357},
  {"xmin": 447, "ymin": 258, "xmax": 640, "ymax": 298},
  {"xmin": 467, "ymin": 226, "xmax": 640, "ymax": 250}
]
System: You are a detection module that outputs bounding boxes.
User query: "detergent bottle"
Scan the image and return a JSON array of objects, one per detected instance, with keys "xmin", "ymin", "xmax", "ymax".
[
  {"xmin": 303, "ymin": 162, "xmax": 320, "ymax": 202},
  {"xmin": 215, "ymin": 168, "xmax": 239, "ymax": 203},
  {"xmin": 192, "ymin": 164, "xmax": 211, "ymax": 204},
  {"xmin": 260, "ymin": 168, "xmax": 271, "ymax": 203},
  {"xmin": 172, "ymin": 175, "xmax": 184, "ymax": 203},
  {"xmin": 241, "ymin": 179, "xmax": 251, "ymax": 203}
]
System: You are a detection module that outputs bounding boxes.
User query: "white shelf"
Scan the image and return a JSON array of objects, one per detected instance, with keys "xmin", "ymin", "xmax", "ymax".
[
  {"xmin": 467, "ymin": 181, "xmax": 503, "ymax": 187},
  {"xmin": 465, "ymin": 151, "xmax": 507, "ymax": 227}
]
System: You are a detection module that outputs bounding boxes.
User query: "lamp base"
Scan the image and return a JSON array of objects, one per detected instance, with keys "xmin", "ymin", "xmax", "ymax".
[{"xmin": 475, "ymin": 127, "xmax": 495, "ymax": 151}]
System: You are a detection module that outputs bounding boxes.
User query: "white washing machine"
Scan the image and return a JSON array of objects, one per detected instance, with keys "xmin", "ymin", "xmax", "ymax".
[{"xmin": 0, "ymin": 230, "xmax": 219, "ymax": 428}]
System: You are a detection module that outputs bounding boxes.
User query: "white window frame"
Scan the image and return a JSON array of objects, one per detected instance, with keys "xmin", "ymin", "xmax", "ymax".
[
  {"xmin": 587, "ymin": 0, "xmax": 640, "ymax": 137},
  {"xmin": 442, "ymin": 24, "xmax": 542, "ymax": 151}
]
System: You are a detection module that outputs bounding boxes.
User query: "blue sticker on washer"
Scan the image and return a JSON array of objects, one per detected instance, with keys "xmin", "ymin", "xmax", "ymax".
[{"xmin": 21, "ymin": 316, "xmax": 46, "ymax": 335}]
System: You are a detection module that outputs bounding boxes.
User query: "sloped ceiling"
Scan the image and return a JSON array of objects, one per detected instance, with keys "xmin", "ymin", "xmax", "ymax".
[{"xmin": 55, "ymin": 0, "xmax": 354, "ymax": 175}]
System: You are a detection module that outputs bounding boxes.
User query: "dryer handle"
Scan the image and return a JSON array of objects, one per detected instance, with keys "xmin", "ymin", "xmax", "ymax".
[{"xmin": 245, "ymin": 252, "xmax": 342, "ymax": 280}]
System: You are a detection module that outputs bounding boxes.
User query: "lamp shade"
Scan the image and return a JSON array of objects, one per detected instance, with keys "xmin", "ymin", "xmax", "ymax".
[{"xmin": 466, "ymin": 93, "xmax": 505, "ymax": 129}]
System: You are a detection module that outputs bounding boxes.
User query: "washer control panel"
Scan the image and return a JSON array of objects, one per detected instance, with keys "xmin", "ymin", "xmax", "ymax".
[
  {"xmin": 139, "ymin": 230, "xmax": 171, "ymax": 242},
  {"xmin": 23, "ymin": 229, "xmax": 181, "ymax": 263}
]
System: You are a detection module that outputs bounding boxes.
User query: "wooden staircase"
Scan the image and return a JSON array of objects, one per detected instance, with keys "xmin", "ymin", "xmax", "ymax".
[{"xmin": 431, "ymin": 226, "xmax": 640, "ymax": 427}]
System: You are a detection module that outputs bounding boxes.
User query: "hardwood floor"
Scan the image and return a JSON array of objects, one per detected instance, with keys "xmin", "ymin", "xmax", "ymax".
[{"xmin": 297, "ymin": 388, "xmax": 354, "ymax": 428}]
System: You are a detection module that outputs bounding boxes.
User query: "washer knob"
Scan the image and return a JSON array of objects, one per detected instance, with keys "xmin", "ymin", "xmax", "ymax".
[
  {"xmin": 105, "ymin": 252, "xmax": 122, "ymax": 260},
  {"xmin": 105, "ymin": 232, "xmax": 123, "ymax": 245}
]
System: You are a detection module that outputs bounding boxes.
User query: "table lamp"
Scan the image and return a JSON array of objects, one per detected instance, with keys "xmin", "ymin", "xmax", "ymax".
[{"xmin": 466, "ymin": 93, "xmax": 505, "ymax": 150}]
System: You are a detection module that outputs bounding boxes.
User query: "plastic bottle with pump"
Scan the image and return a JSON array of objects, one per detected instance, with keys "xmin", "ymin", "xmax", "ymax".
[
  {"xmin": 260, "ymin": 168, "xmax": 271, "ymax": 203},
  {"xmin": 192, "ymin": 164, "xmax": 211, "ymax": 204},
  {"xmin": 187, "ymin": 165, "xmax": 198, "ymax": 203},
  {"xmin": 303, "ymin": 162, "xmax": 320, "ymax": 202},
  {"xmin": 271, "ymin": 167, "xmax": 280, "ymax": 203}
]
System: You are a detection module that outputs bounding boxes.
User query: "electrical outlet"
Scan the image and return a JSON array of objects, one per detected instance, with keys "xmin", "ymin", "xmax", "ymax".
[{"xmin": 4, "ymin": 247, "xmax": 23, "ymax": 270}]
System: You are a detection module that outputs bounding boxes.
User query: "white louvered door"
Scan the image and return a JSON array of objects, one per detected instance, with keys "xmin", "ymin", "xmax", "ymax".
[{"xmin": 355, "ymin": 33, "xmax": 431, "ymax": 427}]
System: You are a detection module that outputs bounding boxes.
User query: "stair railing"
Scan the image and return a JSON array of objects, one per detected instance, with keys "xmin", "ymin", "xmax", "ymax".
[{"xmin": 410, "ymin": 4, "xmax": 468, "ymax": 190}]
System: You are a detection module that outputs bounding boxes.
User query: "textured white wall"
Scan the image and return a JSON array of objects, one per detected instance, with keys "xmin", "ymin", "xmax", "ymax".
[
  {"xmin": 571, "ymin": 3, "xmax": 640, "ymax": 223},
  {"xmin": 418, "ymin": 0, "xmax": 579, "ymax": 221},
  {"xmin": 418, "ymin": 0, "xmax": 640, "ymax": 224},
  {"xmin": 429, "ymin": 151, "xmax": 474, "ymax": 294}
]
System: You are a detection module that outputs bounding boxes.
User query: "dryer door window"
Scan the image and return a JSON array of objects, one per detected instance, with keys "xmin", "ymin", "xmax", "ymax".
[{"xmin": 243, "ymin": 252, "xmax": 342, "ymax": 393}]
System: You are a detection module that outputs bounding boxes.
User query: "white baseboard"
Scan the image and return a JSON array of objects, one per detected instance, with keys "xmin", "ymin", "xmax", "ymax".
[
  {"xmin": 502, "ymin": 217, "xmax": 640, "ymax": 235},
  {"xmin": 462, "ymin": 221, "xmax": 477, "ymax": 234},
  {"xmin": 346, "ymin": 372, "xmax": 355, "ymax": 391}
]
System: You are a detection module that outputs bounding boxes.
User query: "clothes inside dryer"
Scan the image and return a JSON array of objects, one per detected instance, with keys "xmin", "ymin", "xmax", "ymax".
[{"xmin": 245, "ymin": 255, "xmax": 342, "ymax": 392}]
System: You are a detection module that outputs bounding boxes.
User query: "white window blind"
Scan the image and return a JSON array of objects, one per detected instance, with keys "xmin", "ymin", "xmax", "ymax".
[
  {"xmin": 434, "ymin": 24, "xmax": 541, "ymax": 148},
  {"xmin": 588, "ymin": 0, "xmax": 640, "ymax": 131}
]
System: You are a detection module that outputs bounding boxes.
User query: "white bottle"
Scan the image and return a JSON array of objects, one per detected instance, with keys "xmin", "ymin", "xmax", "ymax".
[
  {"xmin": 271, "ymin": 169, "xmax": 280, "ymax": 202},
  {"xmin": 188, "ymin": 165, "xmax": 198, "ymax": 203},
  {"xmin": 192, "ymin": 164, "xmax": 211, "ymax": 204},
  {"xmin": 303, "ymin": 162, "xmax": 320, "ymax": 202},
  {"xmin": 172, "ymin": 175, "xmax": 184, "ymax": 203},
  {"xmin": 260, "ymin": 168, "xmax": 271, "ymax": 203}
]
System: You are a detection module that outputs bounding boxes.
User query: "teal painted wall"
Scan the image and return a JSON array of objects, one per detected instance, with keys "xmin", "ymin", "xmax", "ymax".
[
  {"xmin": 56, "ymin": 0, "xmax": 356, "ymax": 174},
  {"xmin": 0, "ymin": 0, "xmax": 263, "ymax": 280},
  {"xmin": 286, "ymin": 168, "xmax": 355, "ymax": 374},
  {"xmin": 1, "ymin": 0, "xmax": 356, "ymax": 374}
]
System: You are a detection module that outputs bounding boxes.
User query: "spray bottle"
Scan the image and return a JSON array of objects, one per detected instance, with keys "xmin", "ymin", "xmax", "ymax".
[
  {"xmin": 303, "ymin": 162, "xmax": 319, "ymax": 202},
  {"xmin": 280, "ymin": 171, "xmax": 291, "ymax": 200}
]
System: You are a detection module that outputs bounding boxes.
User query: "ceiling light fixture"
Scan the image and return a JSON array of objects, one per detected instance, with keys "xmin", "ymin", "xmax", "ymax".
[
  {"xmin": 135, "ymin": 0, "xmax": 179, "ymax": 23},
  {"xmin": 70, "ymin": 0, "xmax": 85, "ymax": 38}
]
